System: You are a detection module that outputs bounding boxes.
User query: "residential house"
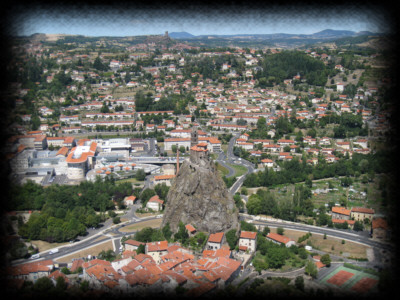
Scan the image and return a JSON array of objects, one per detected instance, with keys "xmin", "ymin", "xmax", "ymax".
[
  {"xmin": 261, "ymin": 158, "xmax": 274, "ymax": 168},
  {"xmin": 124, "ymin": 240, "xmax": 145, "ymax": 252},
  {"xmin": 207, "ymin": 232, "xmax": 224, "ymax": 250},
  {"xmin": 371, "ymin": 218, "xmax": 389, "ymax": 240},
  {"xmin": 332, "ymin": 218, "xmax": 355, "ymax": 228},
  {"xmin": 146, "ymin": 195, "xmax": 164, "ymax": 211},
  {"xmin": 185, "ymin": 224, "xmax": 197, "ymax": 237},
  {"xmin": 124, "ymin": 196, "xmax": 137, "ymax": 206},
  {"xmin": 146, "ymin": 240, "xmax": 169, "ymax": 264},
  {"xmin": 6, "ymin": 260, "xmax": 54, "ymax": 283},
  {"xmin": 152, "ymin": 174, "xmax": 176, "ymax": 187},
  {"xmin": 238, "ymin": 231, "xmax": 257, "ymax": 253},
  {"xmin": 266, "ymin": 233, "xmax": 295, "ymax": 248},
  {"xmin": 331, "ymin": 207, "xmax": 351, "ymax": 220},
  {"xmin": 351, "ymin": 207, "xmax": 375, "ymax": 222}
]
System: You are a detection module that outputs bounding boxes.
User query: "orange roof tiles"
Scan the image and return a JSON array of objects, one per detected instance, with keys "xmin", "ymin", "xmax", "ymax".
[
  {"xmin": 7, "ymin": 260, "xmax": 54, "ymax": 276},
  {"xmin": 190, "ymin": 145, "xmax": 208, "ymax": 152},
  {"xmin": 134, "ymin": 253, "xmax": 154, "ymax": 263},
  {"xmin": 186, "ymin": 282, "xmax": 216, "ymax": 297},
  {"xmin": 332, "ymin": 206, "xmax": 351, "ymax": 216},
  {"xmin": 146, "ymin": 240, "xmax": 168, "ymax": 252},
  {"xmin": 208, "ymin": 232, "xmax": 224, "ymax": 243},
  {"xmin": 185, "ymin": 224, "xmax": 196, "ymax": 233},
  {"xmin": 125, "ymin": 239, "xmax": 144, "ymax": 247},
  {"xmin": 331, "ymin": 219, "xmax": 355, "ymax": 225},
  {"xmin": 372, "ymin": 218, "xmax": 388, "ymax": 229},
  {"xmin": 351, "ymin": 207, "xmax": 375, "ymax": 214},
  {"xmin": 240, "ymin": 231, "xmax": 257, "ymax": 240},
  {"xmin": 154, "ymin": 174, "xmax": 176, "ymax": 180},
  {"xmin": 148, "ymin": 195, "xmax": 164, "ymax": 204},
  {"xmin": 56, "ymin": 146, "xmax": 69, "ymax": 156},
  {"xmin": 266, "ymin": 233, "xmax": 293, "ymax": 245}
]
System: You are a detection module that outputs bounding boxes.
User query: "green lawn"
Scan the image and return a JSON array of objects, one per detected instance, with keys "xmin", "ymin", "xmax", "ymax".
[
  {"xmin": 216, "ymin": 163, "xmax": 230, "ymax": 177},
  {"xmin": 228, "ymin": 164, "xmax": 248, "ymax": 177}
]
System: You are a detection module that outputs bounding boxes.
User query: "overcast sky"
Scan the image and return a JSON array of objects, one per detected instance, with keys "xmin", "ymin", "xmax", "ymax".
[{"xmin": 10, "ymin": 4, "xmax": 391, "ymax": 37}]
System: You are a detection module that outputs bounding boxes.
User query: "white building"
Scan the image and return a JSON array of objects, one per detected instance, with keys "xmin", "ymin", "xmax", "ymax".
[{"xmin": 238, "ymin": 231, "xmax": 257, "ymax": 253}]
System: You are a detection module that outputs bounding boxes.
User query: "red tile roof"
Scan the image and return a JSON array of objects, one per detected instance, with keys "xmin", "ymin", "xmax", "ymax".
[
  {"xmin": 240, "ymin": 231, "xmax": 257, "ymax": 240},
  {"xmin": 125, "ymin": 239, "xmax": 144, "ymax": 247},
  {"xmin": 332, "ymin": 219, "xmax": 355, "ymax": 225},
  {"xmin": 332, "ymin": 206, "xmax": 351, "ymax": 216},
  {"xmin": 208, "ymin": 232, "xmax": 224, "ymax": 243},
  {"xmin": 266, "ymin": 233, "xmax": 293, "ymax": 245},
  {"xmin": 372, "ymin": 218, "xmax": 388, "ymax": 229},
  {"xmin": 185, "ymin": 224, "xmax": 196, "ymax": 233},
  {"xmin": 146, "ymin": 240, "xmax": 168, "ymax": 252},
  {"xmin": 351, "ymin": 207, "xmax": 375, "ymax": 214}
]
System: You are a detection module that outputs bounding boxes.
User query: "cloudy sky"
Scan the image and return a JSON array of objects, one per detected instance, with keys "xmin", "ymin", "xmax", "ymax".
[{"xmin": 9, "ymin": 3, "xmax": 391, "ymax": 37}]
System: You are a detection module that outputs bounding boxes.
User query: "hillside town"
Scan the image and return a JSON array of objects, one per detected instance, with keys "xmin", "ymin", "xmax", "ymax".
[{"xmin": 2, "ymin": 28, "xmax": 396, "ymax": 298}]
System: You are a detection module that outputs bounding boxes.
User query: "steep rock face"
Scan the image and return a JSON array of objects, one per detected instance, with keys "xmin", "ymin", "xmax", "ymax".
[{"xmin": 161, "ymin": 157, "xmax": 239, "ymax": 234}]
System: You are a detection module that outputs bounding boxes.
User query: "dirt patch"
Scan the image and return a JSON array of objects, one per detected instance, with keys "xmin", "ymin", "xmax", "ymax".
[
  {"xmin": 135, "ymin": 212, "xmax": 160, "ymax": 218},
  {"xmin": 119, "ymin": 219, "xmax": 162, "ymax": 232},
  {"xmin": 29, "ymin": 240, "xmax": 69, "ymax": 252},
  {"xmin": 55, "ymin": 241, "xmax": 114, "ymax": 264},
  {"xmin": 268, "ymin": 228, "xmax": 369, "ymax": 259}
]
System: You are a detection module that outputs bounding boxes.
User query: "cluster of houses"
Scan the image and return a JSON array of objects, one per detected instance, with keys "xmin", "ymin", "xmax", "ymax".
[
  {"xmin": 235, "ymin": 131, "xmax": 372, "ymax": 168},
  {"xmin": 7, "ymin": 37, "xmax": 389, "ymax": 190},
  {"xmin": 6, "ymin": 228, "xmax": 291, "ymax": 297},
  {"xmin": 330, "ymin": 206, "xmax": 388, "ymax": 239},
  {"xmin": 10, "ymin": 36, "xmax": 389, "ymax": 144}
]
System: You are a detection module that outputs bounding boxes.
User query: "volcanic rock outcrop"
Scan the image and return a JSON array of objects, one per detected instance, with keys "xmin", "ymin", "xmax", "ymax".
[{"xmin": 161, "ymin": 130, "xmax": 239, "ymax": 234}]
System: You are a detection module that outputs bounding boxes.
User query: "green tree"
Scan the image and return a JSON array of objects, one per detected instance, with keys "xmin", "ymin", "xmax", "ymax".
[
  {"xmin": 353, "ymin": 220, "xmax": 364, "ymax": 231},
  {"xmin": 262, "ymin": 226, "xmax": 270, "ymax": 236},
  {"xmin": 295, "ymin": 276, "xmax": 305, "ymax": 291},
  {"xmin": 137, "ymin": 243, "xmax": 146, "ymax": 254},
  {"xmin": 174, "ymin": 221, "xmax": 189, "ymax": 245},
  {"xmin": 33, "ymin": 277, "xmax": 55, "ymax": 295},
  {"xmin": 140, "ymin": 189, "xmax": 156, "ymax": 207},
  {"xmin": 320, "ymin": 254, "xmax": 331, "ymax": 267},
  {"xmin": 135, "ymin": 168, "xmax": 146, "ymax": 181},
  {"xmin": 226, "ymin": 229, "xmax": 238, "ymax": 250},
  {"xmin": 162, "ymin": 223, "xmax": 173, "ymax": 241},
  {"xmin": 305, "ymin": 260, "xmax": 318, "ymax": 278}
]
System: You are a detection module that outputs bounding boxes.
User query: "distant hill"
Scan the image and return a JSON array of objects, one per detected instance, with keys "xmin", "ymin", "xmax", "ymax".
[
  {"xmin": 312, "ymin": 29, "xmax": 357, "ymax": 38},
  {"xmin": 169, "ymin": 32, "xmax": 195, "ymax": 39},
  {"xmin": 173, "ymin": 29, "xmax": 379, "ymax": 41}
]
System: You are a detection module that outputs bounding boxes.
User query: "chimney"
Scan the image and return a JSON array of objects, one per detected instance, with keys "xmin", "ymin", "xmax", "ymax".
[{"xmin": 176, "ymin": 149, "xmax": 180, "ymax": 174}]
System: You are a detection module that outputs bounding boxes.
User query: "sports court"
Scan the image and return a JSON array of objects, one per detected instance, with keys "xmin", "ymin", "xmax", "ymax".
[{"xmin": 320, "ymin": 265, "xmax": 379, "ymax": 294}]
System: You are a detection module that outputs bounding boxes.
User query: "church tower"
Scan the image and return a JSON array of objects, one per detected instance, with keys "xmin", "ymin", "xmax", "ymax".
[{"xmin": 191, "ymin": 126, "xmax": 198, "ymax": 148}]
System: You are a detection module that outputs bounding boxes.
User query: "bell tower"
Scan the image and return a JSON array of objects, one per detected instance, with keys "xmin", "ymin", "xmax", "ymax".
[{"xmin": 191, "ymin": 126, "xmax": 198, "ymax": 148}]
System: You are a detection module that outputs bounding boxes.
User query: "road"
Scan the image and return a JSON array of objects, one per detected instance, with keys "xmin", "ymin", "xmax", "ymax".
[
  {"xmin": 240, "ymin": 213, "xmax": 394, "ymax": 254},
  {"xmin": 18, "ymin": 205, "xmax": 392, "ymax": 277},
  {"xmin": 222, "ymin": 133, "xmax": 255, "ymax": 195},
  {"xmin": 215, "ymin": 151, "xmax": 236, "ymax": 178},
  {"xmin": 13, "ymin": 204, "xmax": 146, "ymax": 265}
]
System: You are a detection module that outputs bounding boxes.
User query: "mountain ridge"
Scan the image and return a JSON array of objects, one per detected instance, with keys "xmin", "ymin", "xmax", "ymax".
[{"xmin": 169, "ymin": 29, "xmax": 380, "ymax": 39}]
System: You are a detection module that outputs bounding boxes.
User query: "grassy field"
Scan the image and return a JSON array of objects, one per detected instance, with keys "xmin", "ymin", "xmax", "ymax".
[
  {"xmin": 221, "ymin": 144, "xmax": 228, "ymax": 154},
  {"xmin": 115, "ymin": 177, "xmax": 144, "ymax": 186},
  {"xmin": 229, "ymin": 164, "xmax": 248, "ymax": 177},
  {"xmin": 216, "ymin": 163, "xmax": 230, "ymax": 177}
]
